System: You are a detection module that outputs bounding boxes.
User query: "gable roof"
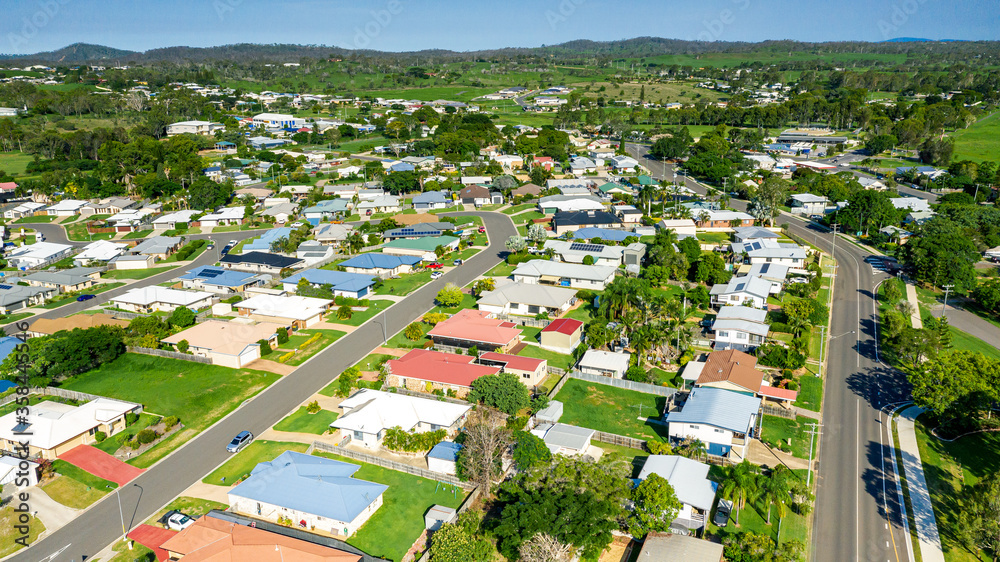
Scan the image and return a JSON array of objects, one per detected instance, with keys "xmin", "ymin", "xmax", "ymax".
[
  {"xmin": 221, "ymin": 251, "xmax": 303, "ymax": 269},
  {"xmin": 531, "ymin": 422, "xmax": 594, "ymax": 452},
  {"xmin": 541, "ymin": 318, "xmax": 584, "ymax": 335},
  {"xmin": 0, "ymin": 397, "xmax": 139, "ymax": 450},
  {"xmin": 230, "ymin": 451, "xmax": 387, "ymax": 525},
  {"xmin": 476, "ymin": 281, "xmax": 577, "ymax": 310},
  {"xmin": 666, "ymin": 387, "xmax": 761, "ymax": 434},
  {"xmin": 477, "ymin": 351, "xmax": 545, "ymax": 373},
  {"xmin": 697, "ymin": 349, "xmax": 765, "ymax": 393},
  {"xmin": 638, "ymin": 455, "xmax": 718, "ymax": 511},
  {"xmin": 386, "ymin": 349, "xmax": 499, "ymax": 388},
  {"xmin": 709, "ymin": 275, "xmax": 771, "ymax": 300},
  {"xmin": 340, "ymin": 253, "xmax": 422, "ymax": 270}
]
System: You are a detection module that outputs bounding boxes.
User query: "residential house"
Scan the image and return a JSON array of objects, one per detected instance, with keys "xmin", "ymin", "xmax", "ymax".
[
  {"xmin": 312, "ymin": 223, "xmax": 355, "ymax": 246},
  {"xmin": 578, "ymin": 349, "xmax": 631, "ymax": 378},
  {"xmin": 198, "ymin": 206, "xmax": 245, "ymax": 227},
  {"xmin": 568, "ymin": 157, "xmax": 596, "ymax": 175},
  {"xmin": 356, "ymin": 188, "xmax": 385, "ymax": 201},
  {"xmin": 302, "ymin": 198, "xmax": 350, "ymax": 221},
  {"xmin": 129, "ymin": 235, "xmax": 182, "ymax": 261},
  {"xmin": 235, "ymin": 186, "xmax": 274, "ymax": 202},
  {"xmin": 176, "ymin": 266, "xmax": 265, "ymax": 295},
  {"xmin": 493, "ymin": 154, "xmax": 524, "ymax": 169},
  {"xmin": 890, "ymin": 197, "xmax": 933, "ymax": 214},
  {"xmin": 228, "ymin": 451, "xmax": 386, "ymax": 538},
  {"xmin": 160, "ymin": 512, "xmax": 365, "ymax": 561},
  {"xmin": 21, "ymin": 267, "xmax": 101, "ymax": 293},
  {"xmin": 203, "ymin": 166, "xmax": 224, "ymax": 181},
  {"xmin": 331, "ymin": 389, "xmax": 471, "ymax": 450},
  {"xmin": 235, "ymin": 294, "xmax": 332, "ymax": 329},
  {"xmin": 162, "ymin": 320, "xmax": 282, "ymax": 368},
  {"xmin": 252, "ymin": 113, "xmax": 305, "ymax": 128},
  {"xmin": 459, "ymin": 176, "xmax": 491, "ymax": 186},
  {"xmin": 111, "ymin": 286, "xmax": 214, "ymax": 313},
  {"xmin": 730, "ymin": 239, "xmax": 807, "ymax": 269},
  {"xmin": 709, "ymin": 275, "xmax": 771, "ymax": 309},
  {"xmin": 0, "ymin": 455, "xmax": 38, "ymax": 489},
  {"xmin": 638, "ymin": 455, "xmax": 719, "ymax": 532},
  {"xmin": 608, "ymin": 155, "xmax": 639, "ymax": 172},
  {"xmin": 382, "ymin": 222, "xmax": 451, "ymax": 240},
  {"xmin": 656, "ymin": 219, "xmax": 698, "ymax": 237},
  {"xmin": 282, "ymin": 269, "xmax": 375, "ymax": 299},
  {"xmin": 476, "ymin": 280, "xmax": 577, "ymax": 317},
  {"xmin": 152, "ymin": 209, "xmax": 200, "ymax": 230},
  {"xmin": 45, "ymin": 199, "xmax": 87, "ymax": 216},
  {"xmin": 697, "ymin": 348, "xmax": 797, "ymax": 403},
  {"xmin": 80, "ymin": 197, "xmax": 137, "ymax": 217},
  {"xmin": 636, "ymin": 533, "xmax": 724, "ymax": 562},
  {"xmin": 664, "ymin": 387, "xmax": 761, "ymax": 458},
  {"xmin": 458, "ymin": 185, "xmax": 491, "ymax": 207},
  {"xmin": 905, "ymin": 211, "xmax": 936, "ymax": 225},
  {"xmin": 732, "ymin": 226, "xmax": 779, "ymax": 242},
  {"xmin": 0, "ymin": 284, "xmax": 56, "ymax": 314},
  {"xmin": 166, "ymin": 120, "xmax": 223, "ymax": 136},
  {"xmin": 340, "ymin": 253, "xmax": 422, "ymax": 278},
  {"xmin": 544, "ymin": 239, "xmax": 644, "ymax": 267},
  {"xmin": 538, "ymin": 194, "xmax": 605, "ymax": 214},
  {"xmin": 73, "ymin": 240, "xmax": 128, "ymax": 266},
  {"xmin": 428, "ymin": 309, "xmax": 522, "ymax": 352},
  {"xmin": 512, "ymin": 260, "xmax": 617, "ymax": 291},
  {"xmin": 539, "ymin": 318, "xmax": 584, "ymax": 354},
  {"xmin": 427, "ymin": 441, "xmax": 462, "ymax": 476},
  {"xmin": 243, "ymin": 228, "xmax": 291, "ymax": 253},
  {"xmin": 411, "ymin": 191, "xmax": 451, "ymax": 211},
  {"xmin": 512, "ymin": 183, "xmax": 542, "ymax": 198},
  {"xmin": 108, "ymin": 255, "xmax": 156, "ymax": 270},
  {"xmin": 355, "ymin": 195, "xmax": 401, "ymax": 215},
  {"xmin": 26, "ymin": 313, "xmax": 128, "ymax": 338},
  {"xmin": 858, "ymin": 176, "xmax": 886, "ymax": 190},
  {"xmin": 382, "ymin": 235, "xmax": 459, "ymax": 261},
  {"xmin": 7, "ymin": 242, "xmax": 73, "ymax": 270},
  {"xmin": 3, "ymin": 201, "xmax": 45, "ymax": 220},
  {"xmin": 598, "ymin": 182, "xmax": 632, "ymax": 198},
  {"xmin": 530, "ymin": 423, "xmax": 596, "ymax": 457},
  {"xmin": 552, "ymin": 210, "xmax": 622, "ymax": 235},
  {"xmin": 220, "ymin": 252, "xmax": 304, "ymax": 275},
  {"xmin": 0, "ymin": 397, "xmax": 141, "ymax": 460},
  {"xmin": 789, "ymin": 193, "xmax": 829, "ymax": 216},
  {"xmin": 261, "ymin": 202, "xmax": 299, "ymax": 223},
  {"xmin": 477, "ymin": 352, "xmax": 547, "ymax": 389},
  {"xmin": 611, "ymin": 203, "xmax": 642, "ymax": 223},
  {"xmin": 740, "ymin": 262, "xmax": 789, "ymax": 293},
  {"xmin": 693, "ymin": 209, "xmax": 755, "ymax": 229},
  {"xmin": 385, "ymin": 349, "xmax": 501, "ymax": 397}
]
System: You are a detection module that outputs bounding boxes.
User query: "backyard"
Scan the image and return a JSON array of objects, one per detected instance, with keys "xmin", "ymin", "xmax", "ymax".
[
  {"xmin": 554, "ymin": 378, "xmax": 669, "ymax": 441},
  {"xmin": 313, "ymin": 453, "xmax": 467, "ymax": 562},
  {"xmin": 517, "ymin": 344, "xmax": 575, "ymax": 371},
  {"xmin": 62, "ymin": 354, "xmax": 280, "ymax": 468}
]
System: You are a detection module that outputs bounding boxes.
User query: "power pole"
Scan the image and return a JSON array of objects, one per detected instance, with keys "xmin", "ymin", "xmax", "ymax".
[
  {"xmin": 817, "ymin": 325, "xmax": 826, "ymax": 378},
  {"xmin": 942, "ymin": 284, "xmax": 955, "ymax": 318},
  {"xmin": 830, "ymin": 223, "xmax": 839, "ymax": 259},
  {"xmin": 806, "ymin": 422, "xmax": 822, "ymax": 487}
]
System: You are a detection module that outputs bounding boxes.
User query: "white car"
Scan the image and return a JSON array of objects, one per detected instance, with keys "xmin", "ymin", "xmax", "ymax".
[
  {"xmin": 166, "ymin": 512, "xmax": 194, "ymax": 531},
  {"xmin": 430, "ymin": 271, "xmax": 443, "ymax": 280}
]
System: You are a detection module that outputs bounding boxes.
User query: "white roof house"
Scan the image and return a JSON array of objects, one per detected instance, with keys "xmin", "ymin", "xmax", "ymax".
[
  {"xmin": 638, "ymin": 455, "xmax": 719, "ymax": 531},
  {"xmin": 890, "ymin": 197, "xmax": 932, "ymax": 213},
  {"xmin": 512, "ymin": 260, "xmax": 617, "ymax": 291},
  {"xmin": 74, "ymin": 240, "xmax": 129, "ymax": 264},
  {"xmin": 538, "ymin": 195, "xmax": 605, "ymax": 213},
  {"xmin": 45, "ymin": 199, "xmax": 88, "ymax": 216},
  {"xmin": 476, "ymin": 280, "xmax": 577, "ymax": 316},
  {"xmin": 731, "ymin": 239, "xmax": 807, "ymax": 268},
  {"xmin": 578, "ymin": 350, "xmax": 631, "ymax": 378},
  {"xmin": 530, "ymin": 423, "xmax": 596, "ymax": 456},
  {"xmin": 543, "ymin": 239, "xmax": 644, "ymax": 267},
  {"xmin": 709, "ymin": 275, "xmax": 772, "ymax": 309},
  {"xmin": 7, "ymin": 242, "xmax": 73, "ymax": 270},
  {"xmin": 199, "ymin": 206, "xmax": 245, "ymax": 226},
  {"xmin": 3, "ymin": 201, "xmax": 46, "ymax": 220},
  {"xmin": 712, "ymin": 306, "xmax": 770, "ymax": 351},
  {"xmin": 0, "ymin": 397, "xmax": 140, "ymax": 458},
  {"xmin": 111, "ymin": 286, "xmax": 214, "ymax": 313},
  {"xmin": 153, "ymin": 209, "xmax": 201, "ymax": 228},
  {"xmin": 234, "ymin": 294, "xmax": 332, "ymax": 327},
  {"xmin": 332, "ymin": 389, "xmax": 471, "ymax": 450}
]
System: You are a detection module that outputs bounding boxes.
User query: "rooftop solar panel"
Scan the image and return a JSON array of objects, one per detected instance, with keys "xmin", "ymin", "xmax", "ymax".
[
  {"xmin": 759, "ymin": 264, "xmax": 770, "ymax": 273},
  {"xmin": 0, "ymin": 285, "xmax": 12, "ymax": 290},
  {"xmin": 569, "ymin": 243, "xmax": 604, "ymax": 253}
]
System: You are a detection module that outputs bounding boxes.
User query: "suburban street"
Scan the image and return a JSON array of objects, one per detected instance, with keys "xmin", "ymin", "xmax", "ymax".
[
  {"xmin": 8, "ymin": 211, "xmax": 517, "ymax": 562},
  {"xmin": 625, "ymin": 143, "xmax": 913, "ymax": 562}
]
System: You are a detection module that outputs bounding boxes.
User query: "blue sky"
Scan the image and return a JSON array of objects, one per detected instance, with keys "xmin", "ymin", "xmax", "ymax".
[{"xmin": 3, "ymin": 0, "xmax": 998, "ymax": 55}]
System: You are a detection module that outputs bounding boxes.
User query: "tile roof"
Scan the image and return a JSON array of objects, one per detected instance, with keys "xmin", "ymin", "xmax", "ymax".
[
  {"xmin": 386, "ymin": 349, "xmax": 499, "ymax": 387},
  {"xmin": 428, "ymin": 309, "xmax": 522, "ymax": 347},
  {"xmin": 697, "ymin": 349, "xmax": 764, "ymax": 393},
  {"xmin": 477, "ymin": 351, "xmax": 545, "ymax": 372}
]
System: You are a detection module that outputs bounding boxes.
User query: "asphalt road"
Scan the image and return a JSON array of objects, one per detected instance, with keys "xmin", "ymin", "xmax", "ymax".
[
  {"xmin": 10, "ymin": 211, "xmax": 516, "ymax": 562},
  {"xmin": 625, "ymin": 143, "xmax": 912, "ymax": 562}
]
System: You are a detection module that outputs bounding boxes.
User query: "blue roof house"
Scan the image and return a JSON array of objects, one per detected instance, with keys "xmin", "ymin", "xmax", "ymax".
[
  {"xmin": 412, "ymin": 191, "xmax": 450, "ymax": 211},
  {"xmin": 340, "ymin": 253, "xmax": 422, "ymax": 278},
  {"xmin": 282, "ymin": 269, "xmax": 375, "ymax": 299},
  {"xmin": 665, "ymin": 387, "xmax": 761, "ymax": 458},
  {"xmin": 302, "ymin": 199, "xmax": 350, "ymax": 221},
  {"xmin": 243, "ymin": 228, "xmax": 291, "ymax": 253},
  {"xmin": 390, "ymin": 162, "xmax": 416, "ymax": 173},
  {"xmin": 427, "ymin": 441, "xmax": 462, "ymax": 476},
  {"xmin": 178, "ymin": 266, "xmax": 266, "ymax": 295},
  {"xmin": 570, "ymin": 227, "xmax": 632, "ymax": 243},
  {"xmin": 227, "ymin": 451, "xmax": 387, "ymax": 538}
]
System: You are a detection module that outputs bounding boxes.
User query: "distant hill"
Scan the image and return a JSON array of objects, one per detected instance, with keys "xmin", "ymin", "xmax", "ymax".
[{"xmin": 1, "ymin": 37, "xmax": 996, "ymax": 65}]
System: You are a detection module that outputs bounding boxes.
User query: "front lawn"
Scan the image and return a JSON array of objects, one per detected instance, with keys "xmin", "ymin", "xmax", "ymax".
[
  {"xmin": 43, "ymin": 460, "xmax": 117, "ymax": 509},
  {"xmin": 514, "ymin": 211, "xmax": 546, "ymax": 224},
  {"xmin": 385, "ymin": 321, "xmax": 432, "ymax": 349},
  {"xmin": 517, "ymin": 344, "xmax": 575, "ymax": 371},
  {"xmin": 705, "ymin": 471, "xmax": 810, "ymax": 548},
  {"xmin": 123, "ymin": 229, "xmax": 154, "ymax": 240},
  {"xmin": 273, "ymin": 406, "xmax": 339, "ymax": 434},
  {"xmin": 327, "ymin": 299, "xmax": 395, "ymax": 326},
  {"xmin": 793, "ymin": 375, "xmax": 823, "ymax": 412},
  {"xmin": 0, "ymin": 507, "xmax": 44, "ymax": 557},
  {"xmin": 65, "ymin": 221, "xmax": 115, "ymax": 241},
  {"xmin": 696, "ymin": 232, "xmax": 731, "ymax": 244},
  {"xmin": 281, "ymin": 329, "xmax": 346, "ymax": 366},
  {"xmin": 144, "ymin": 496, "xmax": 230, "ymax": 526},
  {"xmin": 40, "ymin": 282, "xmax": 126, "ymax": 309},
  {"xmin": 486, "ymin": 262, "xmax": 516, "ymax": 278},
  {"xmin": 13, "ymin": 215, "xmax": 57, "ymax": 223},
  {"xmin": 758, "ymin": 415, "xmax": 816, "ymax": 459},
  {"xmin": 203, "ymin": 441, "xmax": 309, "ymax": 486},
  {"xmin": 375, "ymin": 271, "xmax": 432, "ymax": 296},
  {"xmin": 92, "ymin": 412, "xmax": 160, "ymax": 455},
  {"xmin": 312, "ymin": 454, "xmax": 466, "ymax": 562},
  {"xmin": 554, "ymin": 378, "xmax": 670, "ymax": 441},
  {"xmin": 502, "ymin": 203, "xmax": 536, "ymax": 215},
  {"xmin": 102, "ymin": 266, "xmax": 178, "ymax": 280},
  {"xmin": 564, "ymin": 301, "xmax": 597, "ymax": 324},
  {"xmin": 63, "ymin": 354, "xmax": 280, "ymax": 468}
]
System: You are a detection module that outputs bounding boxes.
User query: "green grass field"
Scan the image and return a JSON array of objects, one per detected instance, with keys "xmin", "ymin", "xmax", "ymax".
[
  {"xmin": 950, "ymin": 111, "xmax": 1000, "ymax": 163},
  {"xmin": 281, "ymin": 328, "xmax": 346, "ymax": 366},
  {"xmin": 39, "ymin": 282, "xmax": 125, "ymax": 309},
  {"xmin": 385, "ymin": 321, "xmax": 432, "ymax": 350},
  {"xmin": 759, "ymin": 415, "xmax": 816, "ymax": 460},
  {"xmin": 144, "ymin": 496, "xmax": 229, "ymax": 527},
  {"xmin": 0, "ymin": 507, "xmax": 44, "ymax": 557},
  {"xmin": 516, "ymin": 344, "xmax": 574, "ymax": 371},
  {"xmin": 92, "ymin": 412, "xmax": 160, "ymax": 455},
  {"xmin": 554, "ymin": 378, "xmax": 669, "ymax": 441},
  {"xmin": 794, "ymin": 375, "xmax": 823, "ymax": 412},
  {"xmin": 13, "ymin": 215, "xmax": 56, "ymax": 223},
  {"xmin": 0, "ymin": 152, "xmax": 35, "ymax": 176},
  {"xmin": 43, "ymin": 460, "xmax": 117, "ymax": 509},
  {"xmin": 204, "ymin": 441, "xmax": 309, "ymax": 485},
  {"xmin": 63, "ymin": 354, "xmax": 280, "ymax": 467},
  {"xmin": 375, "ymin": 271, "xmax": 432, "ymax": 296},
  {"xmin": 102, "ymin": 266, "xmax": 177, "ymax": 280},
  {"xmin": 326, "ymin": 299, "xmax": 395, "ymax": 326},
  {"xmin": 312, "ymin": 453, "xmax": 466, "ymax": 562},
  {"xmin": 274, "ymin": 406, "xmax": 339, "ymax": 434}
]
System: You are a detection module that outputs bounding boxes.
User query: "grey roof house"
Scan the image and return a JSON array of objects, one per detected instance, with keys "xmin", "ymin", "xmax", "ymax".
[
  {"xmin": 665, "ymin": 387, "xmax": 761, "ymax": 458},
  {"xmin": 638, "ymin": 455, "xmax": 719, "ymax": 531}
]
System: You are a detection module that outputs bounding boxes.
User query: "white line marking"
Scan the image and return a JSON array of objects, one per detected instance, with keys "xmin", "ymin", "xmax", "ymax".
[{"xmin": 858, "ymin": 398, "xmax": 861, "ymax": 562}]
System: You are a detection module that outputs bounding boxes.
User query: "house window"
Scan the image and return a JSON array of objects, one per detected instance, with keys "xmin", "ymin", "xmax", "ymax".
[
  {"xmin": 688, "ymin": 424, "xmax": 699, "ymax": 430},
  {"xmin": 523, "ymin": 373, "xmax": 530, "ymax": 379},
  {"xmin": 715, "ymin": 428, "xmax": 725, "ymax": 434},
  {"xmin": 736, "ymin": 332, "xmax": 746, "ymax": 340},
  {"xmin": 717, "ymin": 331, "xmax": 729, "ymax": 338},
  {"xmin": 527, "ymin": 305, "xmax": 540, "ymax": 314},
  {"xmin": 353, "ymin": 430, "xmax": 363, "ymax": 441}
]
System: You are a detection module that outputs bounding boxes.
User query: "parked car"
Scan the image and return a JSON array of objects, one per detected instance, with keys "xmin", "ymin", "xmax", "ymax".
[
  {"xmin": 426, "ymin": 262, "xmax": 444, "ymax": 269},
  {"xmin": 453, "ymin": 259, "xmax": 463, "ymax": 266},
  {"xmin": 478, "ymin": 226, "xmax": 486, "ymax": 233},
  {"xmin": 430, "ymin": 271, "xmax": 443, "ymax": 280},
  {"xmin": 166, "ymin": 511, "xmax": 194, "ymax": 531},
  {"xmin": 229, "ymin": 240, "xmax": 237, "ymax": 246},
  {"xmin": 714, "ymin": 498, "xmax": 733, "ymax": 527},
  {"xmin": 226, "ymin": 430, "xmax": 253, "ymax": 453},
  {"xmin": 76, "ymin": 294, "xmax": 96, "ymax": 302}
]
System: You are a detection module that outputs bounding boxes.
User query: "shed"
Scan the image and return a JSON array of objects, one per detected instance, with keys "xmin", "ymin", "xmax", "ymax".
[
  {"xmin": 424, "ymin": 505, "xmax": 457, "ymax": 531},
  {"xmin": 427, "ymin": 441, "xmax": 462, "ymax": 475},
  {"xmin": 535, "ymin": 400, "xmax": 564, "ymax": 423}
]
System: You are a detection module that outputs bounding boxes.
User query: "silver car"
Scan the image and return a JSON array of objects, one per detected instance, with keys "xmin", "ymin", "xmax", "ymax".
[
  {"xmin": 227, "ymin": 430, "xmax": 253, "ymax": 453},
  {"xmin": 714, "ymin": 498, "xmax": 733, "ymax": 527}
]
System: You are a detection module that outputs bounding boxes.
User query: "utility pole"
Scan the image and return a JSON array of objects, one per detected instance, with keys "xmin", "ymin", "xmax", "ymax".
[
  {"xmin": 806, "ymin": 422, "xmax": 822, "ymax": 487},
  {"xmin": 942, "ymin": 284, "xmax": 955, "ymax": 318},
  {"xmin": 818, "ymin": 325, "xmax": 826, "ymax": 378},
  {"xmin": 830, "ymin": 223, "xmax": 839, "ymax": 259}
]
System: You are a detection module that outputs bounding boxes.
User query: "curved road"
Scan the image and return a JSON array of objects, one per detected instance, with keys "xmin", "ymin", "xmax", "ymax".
[
  {"xmin": 626, "ymin": 143, "xmax": 913, "ymax": 562},
  {"xmin": 9, "ymin": 212, "xmax": 517, "ymax": 562}
]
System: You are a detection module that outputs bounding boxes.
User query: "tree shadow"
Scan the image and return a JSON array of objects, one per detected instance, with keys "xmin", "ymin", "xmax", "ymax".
[{"xmin": 844, "ymin": 365, "xmax": 910, "ymax": 411}]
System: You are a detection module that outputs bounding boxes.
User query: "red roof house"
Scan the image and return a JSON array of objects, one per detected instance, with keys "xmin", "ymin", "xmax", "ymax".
[
  {"xmin": 478, "ymin": 352, "xmax": 548, "ymax": 389},
  {"xmin": 385, "ymin": 349, "xmax": 499, "ymax": 396},
  {"xmin": 428, "ymin": 309, "xmax": 522, "ymax": 352},
  {"xmin": 539, "ymin": 318, "xmax": 584, "ymax": 353}
]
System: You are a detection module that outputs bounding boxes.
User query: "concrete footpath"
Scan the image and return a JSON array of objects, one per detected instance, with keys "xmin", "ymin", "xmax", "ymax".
[
  {"xmin": 896, "ymin": 406, "xmax": 945, "ymax": 562},
  {"xmin": 904, "ymin": 283, "xmax": 923, "ymax": 329}
]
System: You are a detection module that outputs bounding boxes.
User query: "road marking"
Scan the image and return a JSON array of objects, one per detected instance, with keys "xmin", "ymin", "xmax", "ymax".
[
  {"xmin": 40, "ymin": 544, "xmax": 70, "ymax": 561},
  {"xmin": 857, "ymin": 398, "xmax": 861, "ymax": 562}
]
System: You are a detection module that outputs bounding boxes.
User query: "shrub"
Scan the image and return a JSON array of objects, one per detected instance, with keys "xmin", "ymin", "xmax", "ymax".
[
  {"xmin": 222, "ymin": 295, "xmax": 243, "ymax": 304},
  {"xmin": 647, "ymin": 440, "xmax": 673, "ymax": 455},
  {"xmin": 278, "ymin": 351, "xmax": 295, "ymax": 363},
  {"xmin": 404, "ymin": 322, "xmax": 424, "ymax": 341},
  {"xmin": 506, "ymin": 416, "xmax": 529, "ymax": 431},
  {"xmin": 176, "ymin": 339, "xmax": 190, "ymax": 354},
  {"xmin": 422, "ymin": 312, "xmax": 448, "ymax": 325},
  {"xmin": 163, "ymin": 416, "xmax": 180, "ymax": 429},
  {"xmin": 306, "ymin": 400, "xmax": 321, "ymax": 414},
  {"xmin": 94, "ymin": 431, "xmax": 106, "ymax": 443},
  {"xmin": 383, "ymin": 426, "xmax": 447, "ymax": 452},
  {"xmin": 337, "ymin": 305, "xmax": 353, "ymax": 320},
  {"xmin": 787, "ymin": 380, "xmax": 800, "ymax": 391},
  {"xmin": 258, "ymin": 339, "xmax": 272, "ymax": 356},
  {"xmin": 125, "ymin": 413, "xmax": 139, "ymax": 426},
  {"xmin": 136, "ymin": 429, "xmax": 158, "ymax": 445},
  {"xmin": 277, "ymin": 327, "xmax": 289, "ymax": 345},
  {"xmin": 756, "ymin": 344, "xmax": 806, "ymax": 370}
]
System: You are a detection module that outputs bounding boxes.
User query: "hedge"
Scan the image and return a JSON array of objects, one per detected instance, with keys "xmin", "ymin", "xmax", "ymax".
[
  {"xmin": 278, "ymin": 351, "xmax": 296, "ymax": 363},
  {"xmin": 298, "ymin": 334, "xmax": 322, "ymax": 349}
]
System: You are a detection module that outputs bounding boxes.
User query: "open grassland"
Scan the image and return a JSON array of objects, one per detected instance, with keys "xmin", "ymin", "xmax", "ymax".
[{"xmin": 950, "ymin": 111, "xmax": 1000, "ymax": 163}]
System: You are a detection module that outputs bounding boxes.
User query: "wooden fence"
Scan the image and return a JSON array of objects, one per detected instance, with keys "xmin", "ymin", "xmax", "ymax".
[
  {"xmin": 309, "ymin": 441, "xmax": 473, "ymax": 489},
  {"xmin": 0, "ymin": 386, "xmax": 118, "ymax": 409},
  {"xmin": 593, "ymin": 431, "xmax": 648, "ymax": 451},
  {"xmin": 761, "ymin": 404, "xmax": 796, "ymax": 419},
  {"xmin": 127, "ymin": 346, "xmax": 213, "ymax": 364}
]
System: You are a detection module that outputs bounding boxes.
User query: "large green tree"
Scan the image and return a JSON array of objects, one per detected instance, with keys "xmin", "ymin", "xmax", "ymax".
[
  {"xmin": 628, "ymin": 473, "xmax": 682, "ymax": 537},
  {"xmin": 901, "ymin": 218, "xmax": 980, "ymax": 291},
  {"xmin": 468, "ymin": 373, "xmax": 530, "ymax": 415}
]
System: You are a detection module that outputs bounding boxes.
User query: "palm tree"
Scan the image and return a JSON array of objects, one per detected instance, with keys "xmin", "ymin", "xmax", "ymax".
[
  {"xmin": 724, "ymin": 461, "xmax": 760, "ymax": 526},
  {"xmin": 761, "ymin": 467, "xmax": 792, "ymax": 525}
]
